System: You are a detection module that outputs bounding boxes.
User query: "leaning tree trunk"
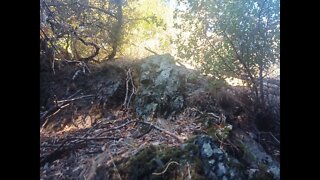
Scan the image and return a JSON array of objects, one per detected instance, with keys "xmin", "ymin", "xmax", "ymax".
[
  {"xmin": 108, "ymin": 0, "xmax": 123, "ymax": 60},
  {"xmin": 258, "ymin": 62, "xmax": 265, "ymax": 107}
]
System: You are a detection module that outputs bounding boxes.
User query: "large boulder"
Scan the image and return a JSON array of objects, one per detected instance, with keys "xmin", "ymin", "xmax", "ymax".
[{"xmin": 134, "ymin": 54, "xmax": 185, "ymax": 120}]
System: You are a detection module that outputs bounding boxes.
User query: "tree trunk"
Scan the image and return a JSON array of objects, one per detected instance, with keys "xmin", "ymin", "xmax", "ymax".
[
  {"xmin": 258, "ymin": 63, "xmax": 265, "ymax": 106},
  {"xmin": 108, "ymin": 0, "xmax": 123, "ymax": 60}
]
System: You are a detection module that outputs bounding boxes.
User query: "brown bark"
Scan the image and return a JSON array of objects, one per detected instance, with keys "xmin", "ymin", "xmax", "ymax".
[{"xmin": 108, "ymin": 0, "xmax": 123, "ymax": 60}]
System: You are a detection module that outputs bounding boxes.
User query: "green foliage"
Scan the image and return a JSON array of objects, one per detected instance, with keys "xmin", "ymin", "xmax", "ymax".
[
  {"xmin": 174, "ymin": 0, "xmax": 280, "ymax": 103},
  {"xmin": 122, "ymin": 0, "xmax": 174, "ymax": 58}
]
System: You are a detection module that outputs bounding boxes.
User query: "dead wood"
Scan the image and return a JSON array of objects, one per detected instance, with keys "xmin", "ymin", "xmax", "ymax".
[
  {"xmin": 57, "ymin": 94, "xmax": 94, "ymax": 105},
  {"xmin": 138, "ymin": 121, "xmax": 185, "ymax": 143}
]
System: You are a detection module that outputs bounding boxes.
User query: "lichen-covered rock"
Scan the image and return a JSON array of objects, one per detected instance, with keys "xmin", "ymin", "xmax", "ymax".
[
  {"xmin": 194, "ymin": 135, "xmax": 246, "ymax": 180},
  {"xmin": 232, "ymin": 129, "xmax": 280, "ymax": 180},
  {"xmin": 134, "ymin": 54, "xmax": 185, "ymax": 120}
]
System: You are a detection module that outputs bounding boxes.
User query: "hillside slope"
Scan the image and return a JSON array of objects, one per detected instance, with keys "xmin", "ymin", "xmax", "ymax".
[{"xmin": 40, "ymin": 54, "xmax": 280, "ymax": 180}]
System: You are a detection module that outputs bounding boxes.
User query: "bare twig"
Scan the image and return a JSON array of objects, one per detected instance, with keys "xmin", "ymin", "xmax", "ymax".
[
  {"xmin": 258, "ymin": 131, "xmax": 280, "ymax": 144},
  {"xmin": 40, "ymin": 27, "xmax": 59, "ymax": 75},
  {"xmin": 138, "ymin": 121, "xmax": 185, "ymax": 143},
  {"xmin": 66, "ymin": 89, "xmax": 82, "ymax": 99},
  {"xmin": 40, "ymin": 110, "xmax": 50, "ymax": 121},
  {"xmin": 152, "ymin": 161, "xmax": 180, "ymax": 175},
  {"xmin": 187, "ymin": 162, "xmax": 192, "ymax": 180},
  {"xmin": 207, "ymin": 112, "xmax": 220, "ymax": 120},
  {"xmin": 61, "ymin": 59, "xmax": 82, "ymax": 64},
  {"xmin": 40, "ymin": 103, "xmax": 70, "ymax": 132},
  {"xmin": 105, "ymin": 120, "xmax": 138, "ymax": 131},
  {"xmin": 123, "ymin": 70, "xmax": 129, "ymax": 108},
  {"xmin": 123, "ymin": 68, "xmax": 136, "ymax": 109},
  {"xmin": 83, "ymin": 62, "xmax": 91, "ymax": 73},
  {"xmin": 127, "ymin": 69, "xmax": 136, "ymax": 108},
  {"xmin": 269, "ymin": 133, "xmax": 280, "ymax": 144},
  {"xmin": 68, "ymin": 136, "xmax": 121, "ymax": 141},
  {"xmin": 81, "ymin": 119, "xmax": 107, "ymax": 138},
  {"xmin": 57, "ymin": 94, "xmax": 94, "ymax": 104},
  {"xmin": 96, "ymin": 120, "xmax": 139, "ymax": 137},
  {"xmin": 144, "ymin": 47, "xmax": 159, "ymax": 55},
  {"xmin": 72, "ymin": 70, "xmax": 82, "ymax": 80}
]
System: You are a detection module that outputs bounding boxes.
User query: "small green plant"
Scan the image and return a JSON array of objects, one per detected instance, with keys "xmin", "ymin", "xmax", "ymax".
[{"xmin": 186, "ymin": 72, "xmax": 198, "ymax": 83}]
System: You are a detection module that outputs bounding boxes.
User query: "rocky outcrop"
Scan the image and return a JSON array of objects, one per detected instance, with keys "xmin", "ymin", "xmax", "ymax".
[
  {"xmin": 40, "ymin": 54, "xmax": 280, "ymax": 180},
  {"xmin": 134, "ymin": 54, "xmax": 185, "ymax": 120}
]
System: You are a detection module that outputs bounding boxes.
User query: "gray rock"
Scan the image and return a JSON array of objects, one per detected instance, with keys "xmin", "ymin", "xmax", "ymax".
[
  {"xmin": 216, "ymin": 162, "xmax": 227, "ymax": 176},
  {"xmin": 209, "ymin": 159, "xmax": 215, "ymax": 165},
  {"xmin": 232, "ymin": 129, "xmax": 280, "ymax": 179},
  {"xmin": 268, "ymin": 165, "xmax": 280, "ymax": 179},
  {"xmin": 203, "ymin": 142, "xmax": 214, "ymax": 157},
  {"xmin": 194, "ymin": 135, "xmax": 246, "ymax": 179},
  {"xmin": 134, "ymin": 54, "xmax": 185, "ymax": 120},
  {"xmin": 213, "ymin": 148, "xmax": 223, "ymax": 155}
]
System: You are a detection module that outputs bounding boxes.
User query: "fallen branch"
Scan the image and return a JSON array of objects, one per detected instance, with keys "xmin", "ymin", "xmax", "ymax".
[
  {"xmin": 68, "ymin": 136, "xmax": 121, "ymax": 141},
  {"xmin": 96, "ymin": 120, "xmax": 139, "ymax": 137},
  {"xmin": 57, "ymin": 94, "xmax": 94, "ymax": 104},
  {"xmin": 40, "ymin": 91, "xmax": 84, "ymax": 124},
  {"xmin": 152, "ymin": 161, "xmax": 180, "ymax": 175},
  {"xmin": 40, "ymin": 103, "xmax": 70, "ymax": 132},
  {"xmin": 67, "ymin": 89, "xmax": 82, "ymax": 99},
  {"xmin": 81, "ymin": 119, "xmax": 107, "ymax": 138},
  {"xmin": 138, "ymin": 121, "xmax": 185, "ymax": 143},
  {"xmin": 105, "ymin": 120, "xmax": 138, "ymax": 131}
]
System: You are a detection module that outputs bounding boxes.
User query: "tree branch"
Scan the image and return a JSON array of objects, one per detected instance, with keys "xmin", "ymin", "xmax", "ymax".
[
  {"xmin": 84, "ymin": 5, "xmax": 117, "ymax": 19},
  {"xmin": 222, "ymin": 31, "xmax": 259, "ymax": 101},
  {"xmin": 206, "ymin": 38, "xmax": 242, "ymax": 78},
  {"xmin": 144, "ymin": 47, "xmax": 159, "ymax": 55},
  {"xmin": 45, "ymin": 1, "xmax": 117, "ymax": 19}
]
